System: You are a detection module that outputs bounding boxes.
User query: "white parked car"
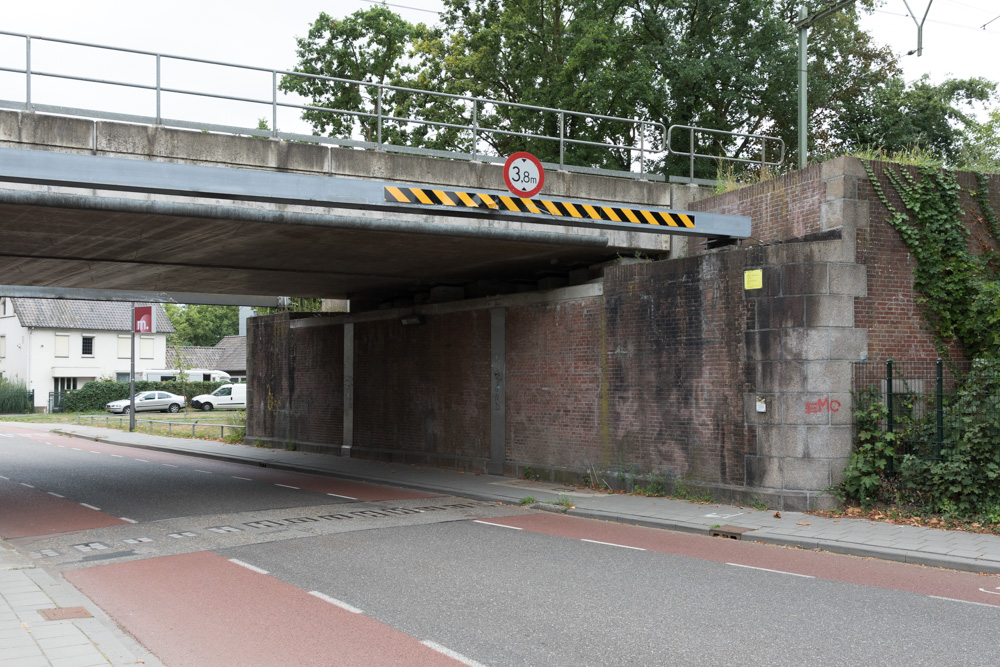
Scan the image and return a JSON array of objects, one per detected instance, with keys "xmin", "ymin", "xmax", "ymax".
[
  {"xmin": 106, "ymin": 391, "xmax": 187, "ymax": 414},
  {"xmin": 190, "ymin": 383, "xmax": 246, "ymax": 411}
]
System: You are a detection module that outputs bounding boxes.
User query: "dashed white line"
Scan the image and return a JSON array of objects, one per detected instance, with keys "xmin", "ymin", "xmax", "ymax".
[
  {"xmin": 473, "ymin": 520, "xmax": 523, "ymax": 530},
  {"xmin": 57, "ymin": 445, "xmax": 65, "ymax": 448},
  {"xmin": 0, "ymin": 475, "xmax": 7, "ymax": 480},
  {"xmin": 275, "ymin": 484, "xmax": 299, "ymax": 490},
  {"xmin": 71, "ymin": 447, "xmax": 82, "ymax": 451},
  {"xmin": 47, "ymin": 492, "xmax": 64, "ymax": 498},
  {"xmin": 120, "ymin": 518, "xmax": 138, "ymax": 524},
  {"xmin": 228, "ymin": 558, "xmax": 269, "ymax": 575},
  {"xmin": 308, "ymin": 591, "xmax": 363, "ymax": 614},
  {"xmin": 44, "ymin": 442, "xmax": 52, "ymax": 445},
  {"xmin": 930, "ymin": 595, "xmax": 999, "ymax": 608},
  {"xmin": 327, "ymin": 493, "xmax": 358, "ymax": 500},
  {"xmin": 194, "ymin": 470, "xmax": 212, "ymax": 474},
  {"xmin": 162, "ymin": 464, "xmax": 177, "ymax": 468},
  {"xmin": 80, "ymin": 503, "xmax": 101, "ymax": 511},
  {"xmin": 135, "ymin": 459, "xmax": 149, "ymax": 462},
  {"xmin": 421, "ymin": 640, "xmax": 488, "ymax": 667},
  {"xmin": 20, "ymin": 483, "xmax": 35, "ymax": 488},
  {"xmin": 726, "ymin": 563, "xmax": 815, "ymax": 578},
  {"xmin": 232, "ymin": 476, "xmax": 252, "ymax": 481},
  {"xmin": 582, "ymin": 539, "xmax": 645, "ymax": 551},
  {"xmin": 110, "ymin": 454, "xmax": 123, "ymax": 458},
  {"xmin": 89, "ymin": 450, "xmax": 102, "ymax": 454}
]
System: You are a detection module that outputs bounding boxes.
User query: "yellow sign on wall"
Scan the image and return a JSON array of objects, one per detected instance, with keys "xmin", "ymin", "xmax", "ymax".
[{"xmin": 744, "ymin": 269, "xmax": 763, "ymax": 290}]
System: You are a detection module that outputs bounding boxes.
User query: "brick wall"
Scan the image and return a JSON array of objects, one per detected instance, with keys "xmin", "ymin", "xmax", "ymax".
[
  {"xmin": 353, "ymin": 312, "xmax": 490, "ymax": 463},
  {"xmin": 856, "ymin": 164, "xmax": 1000, "ymax": 362}
]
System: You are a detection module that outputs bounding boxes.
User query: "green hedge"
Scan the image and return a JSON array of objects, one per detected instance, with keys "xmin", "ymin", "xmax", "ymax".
[
  {"xmin": 0, "ymin": 380, "xmax": 33, "ymax": 414},
  {"xmin": 64, "ymin": 380, "xmax": 228, "ymax": 413}
]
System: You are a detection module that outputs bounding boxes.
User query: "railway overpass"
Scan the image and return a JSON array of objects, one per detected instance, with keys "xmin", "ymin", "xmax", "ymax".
[{"xmin": 0, "ymin": 109, "xmax": 747, "ymax": 308}]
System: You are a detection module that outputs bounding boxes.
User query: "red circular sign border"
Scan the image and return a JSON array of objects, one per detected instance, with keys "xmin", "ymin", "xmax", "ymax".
[{"xmin": 503, "ymin": 152, "xmax": 545, "ymax": 198}]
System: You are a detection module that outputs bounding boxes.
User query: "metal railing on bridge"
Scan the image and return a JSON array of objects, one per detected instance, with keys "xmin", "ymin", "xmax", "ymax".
[{"xmin": 0, "ymin": 31, "xmax": 669, "ymax": 182}]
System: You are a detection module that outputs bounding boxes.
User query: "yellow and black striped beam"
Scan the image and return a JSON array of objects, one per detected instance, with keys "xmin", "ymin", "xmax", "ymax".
[{"xmin": 384, "ymin": 186, "xmax": 696, "ymax": 229}]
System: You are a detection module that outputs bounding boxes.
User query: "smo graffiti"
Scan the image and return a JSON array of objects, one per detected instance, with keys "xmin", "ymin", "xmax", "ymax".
[{"xmin": 805, "ymin": 397, "xmax": 841, "ymax": 414}]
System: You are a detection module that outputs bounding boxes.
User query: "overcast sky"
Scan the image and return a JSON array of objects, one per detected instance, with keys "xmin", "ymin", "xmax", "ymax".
[{"xmin": 1, "ymin": 0, "xmax": 996, "ymax": 134}]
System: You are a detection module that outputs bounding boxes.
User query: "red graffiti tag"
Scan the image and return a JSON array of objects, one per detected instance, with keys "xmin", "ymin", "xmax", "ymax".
[{"xmin": 805, "ymin": 397, "xmax": 841, "ymax": 414}]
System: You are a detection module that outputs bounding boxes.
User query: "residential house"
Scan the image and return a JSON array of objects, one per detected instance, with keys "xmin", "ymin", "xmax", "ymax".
[
  {"xmin": 0, "ymin": 298, "xmax": 173, "ymax": 408},
  {"xmin": 167, "ymin": 335, "xmax": 247, "ymax": 381}
]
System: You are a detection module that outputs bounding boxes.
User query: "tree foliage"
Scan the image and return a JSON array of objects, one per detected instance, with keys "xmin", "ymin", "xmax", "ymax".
[
  {"xmin": 281, "ymin": 1, "xmax": 996, "ymax": 176},
  {"xmin": 163, "ymin": 304, "xmax": 239, "ymax": 347}
]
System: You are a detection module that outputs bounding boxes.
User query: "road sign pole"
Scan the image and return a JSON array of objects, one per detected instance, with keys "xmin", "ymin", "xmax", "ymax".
[{"xmin": 130, "ymin": 302, "xmax": 136, "ymax": 432}]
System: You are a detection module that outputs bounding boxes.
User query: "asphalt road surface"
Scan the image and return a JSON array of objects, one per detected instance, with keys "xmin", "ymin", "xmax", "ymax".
[{"xmin": 2, "ymin": 424, "xmax": 999, "ymax": 666}]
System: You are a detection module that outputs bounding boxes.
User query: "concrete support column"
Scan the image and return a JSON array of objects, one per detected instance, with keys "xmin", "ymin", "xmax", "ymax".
[
  {"xmin": 342, "ymin": 322, "xmax": 354, "ymax": 457},
  {"xmin": 489, "ymin": 307, "xmax": 506, "ymax": 475}
]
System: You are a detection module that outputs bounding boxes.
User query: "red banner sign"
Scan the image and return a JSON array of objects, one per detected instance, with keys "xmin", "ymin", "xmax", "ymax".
[{"xmin": 133, "ymin": 305, "xmax": 154, "ymax": 333}]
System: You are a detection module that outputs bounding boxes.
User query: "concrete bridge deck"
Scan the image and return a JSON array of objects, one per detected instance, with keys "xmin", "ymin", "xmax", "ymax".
[{"xmin": 0, "ymin": 109, "xmax": 746, "ymax": 306}]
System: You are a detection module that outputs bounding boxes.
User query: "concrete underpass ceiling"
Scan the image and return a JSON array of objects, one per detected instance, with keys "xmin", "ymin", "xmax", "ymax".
[{"xmin": 0, "ymin": 198, "xmax": 621, "ymax": 305}]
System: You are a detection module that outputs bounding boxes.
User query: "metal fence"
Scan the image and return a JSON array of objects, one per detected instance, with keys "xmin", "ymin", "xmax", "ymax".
[
  {"xmin": 853, "ymin": 359, "xmax": 1000, "ymax": 467},
  {"xmin": 77, "ymin": 414, "xmax": 244, "ymax": 439},
  {"xmin": 666, "ymin": 125, "xmax": 785, "ymax": 185},
  {"xmin": 0, "ymin": 30, "xmax": 665, "ymax": 181}
]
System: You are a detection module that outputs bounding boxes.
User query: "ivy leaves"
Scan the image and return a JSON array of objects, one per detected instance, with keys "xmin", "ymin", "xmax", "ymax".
[{"xmin": 865, "ymin": 163, "xmax": 1000, "ymax": 359}]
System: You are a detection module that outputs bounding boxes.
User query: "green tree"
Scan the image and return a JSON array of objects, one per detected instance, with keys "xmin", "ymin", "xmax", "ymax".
[
  {"xmin": 280, "ymin": 1, "xmax": 991, "ymax": 176},
  {"xmin": 278, "ymin": 7, "xmax": 429, "ymax": 143},
  {"xmin": 960, "ymin": 105, "xmax": 1000, "ymax": 172},
  {"xmin": 833, "ymin": 75, "xmax": 996, "ymax": 165},
  {"xmin": 163, "ymin": 304, "xmax": 239, "ymax": 347}
]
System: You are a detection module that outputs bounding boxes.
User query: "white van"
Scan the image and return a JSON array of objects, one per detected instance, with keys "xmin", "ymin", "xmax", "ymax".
[
  {"xmin": 190, "ymin": 383, "xmax": 246, "ymax": 411},
  {"xmin": 142, "ymin": 368, "xmax": 232, "ymax": 382}
]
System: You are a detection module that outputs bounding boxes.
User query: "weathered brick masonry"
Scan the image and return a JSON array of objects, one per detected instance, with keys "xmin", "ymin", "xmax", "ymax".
[{"xmin": 247, "ymin": 157, "xmax": 999, "ymax": 510}]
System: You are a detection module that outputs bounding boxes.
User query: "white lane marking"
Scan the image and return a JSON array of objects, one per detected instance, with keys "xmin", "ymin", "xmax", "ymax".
[
  {"xmin": 72, "ymin": 448, "xmax": 82, "ymax": 451},
  {"xmin": 120, "ymin": 518, "xmax": 138, "ymax": 524},
  {"xmin": 275, "ymin": 484, "xmax": 299, "ymax": 490},
  {"xmin": 931, "ymin": 595, "xmax": 999, "ymax": 608},
  {"xmin": 978, "ymin": 587, "xmax": 1000, "ymax": 596},
  {"xmin": 89, "ymin": 450, "xmax": 102, "ymax": 454},
  {"xmin": 0, "ymin": 475, "xmax": 7, "ymax": 480},
  {"xmin": 327, "ymin": 493, "xmax": 357, "ymax": 500},
  {"xmin": 194, "ymin": 470, "xmax": 212, "ymax": 474},
  {"xmin": 582, "ymin": 539, "xmax": 645, "ymax": 551},
  {"xmin": 0, "ymin": 433, "xmax": 11, "ymax": 438},
  {"xmin": 45, "ymin": 442, "xmax": 52, "ymax": 446},
  {"xmin": 228, "ymin": 558, "xmax": 269, "ymax": 575},
  {"xmin": 57, "ymin": 445, "xmax": 65, "ymax": 448},
  {"xmin": 420, "ymin": 640, "xmax": 488, "ymax": 667},
  {"xmin": 726, "ymin": 563, "xmax": 815, "ymax": 578},
  {"xmin": 47, "ymin": 492, "xmax": 65, "ymax": 498},
  {"xmin": 162, "ymin": 464, "xmax": 177, "ymax": 468},
  {"xmin": 135, "ymin": 459, "xmax": 149, "ymax": 462},
  {"xmin": 308, "ymin": 591, "xmax": 363, "ymax": 614},
  {"xmin": 20, "ymin": 483, "xmax": 35, "ymax": 488},
  {"xmin": 110, "ymin": 454, "xmax": 123, "ymax": 458},
  {"xmin": 80, "ymin": 503, "xmax": 101, "ymax": 511},
  {"xmin": 232, "ymin": 476, "xmax": 252, "ymax": 481},
  {"xmin": 473, "ymin": 520, "xmax": 523, "ymax": 530}
]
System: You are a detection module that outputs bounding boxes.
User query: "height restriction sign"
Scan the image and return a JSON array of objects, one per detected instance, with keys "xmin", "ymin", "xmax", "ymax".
[{"xmin": 503, "ymin": 152, "xmax": 545, "ymax": 198}]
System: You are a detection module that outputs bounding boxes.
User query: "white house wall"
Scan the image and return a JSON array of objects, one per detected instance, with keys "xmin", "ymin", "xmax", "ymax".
[{"xmin": 0, "ymin": 298, "xmax": 168, "ymax": 408}]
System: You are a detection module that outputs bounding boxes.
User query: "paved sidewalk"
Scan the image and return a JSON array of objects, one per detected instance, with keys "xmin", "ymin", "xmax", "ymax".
[
  {"xmin": 0, "ymin": 543, "xmax": 160, "ymax": 666},
  {"xmin": 11, "ymin": 420, "xmax": 997, "ymax": 576}
]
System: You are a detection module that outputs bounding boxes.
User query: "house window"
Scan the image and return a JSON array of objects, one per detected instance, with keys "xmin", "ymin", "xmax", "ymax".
[
  {"xmin": 116, "ymin": 372, "xmax": 130, "ymax": 382},
  {"xmin": 0, "ymin": 335, "xmax": 5, "ymax": 359},
  {"xmin": 82, "ymin": 336, "xmax": 95, "ymax": 357},
  {"xmin": 139, "ymin": 335, "xmax": 154, "ymax": 359},
  {"xmin": 118, "ymin": 335, "xmax": 131, "ymax": 358},
  {"xmin": 54, "ymin": 377, "xmax": 78, "ymax": 393},
  {"xmin": 55, "ymin": 333, "xmax": 70, "ymax": 358}
]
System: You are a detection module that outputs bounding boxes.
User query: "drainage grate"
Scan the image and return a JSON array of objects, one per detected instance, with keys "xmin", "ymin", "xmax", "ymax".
[
  {"xmin": 709, "ymin": 525, "xmax": 753, "ymax": 540},
  {"xmin": 243, "ymin": 502, "xmax": 481, "ymax": 530}
]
